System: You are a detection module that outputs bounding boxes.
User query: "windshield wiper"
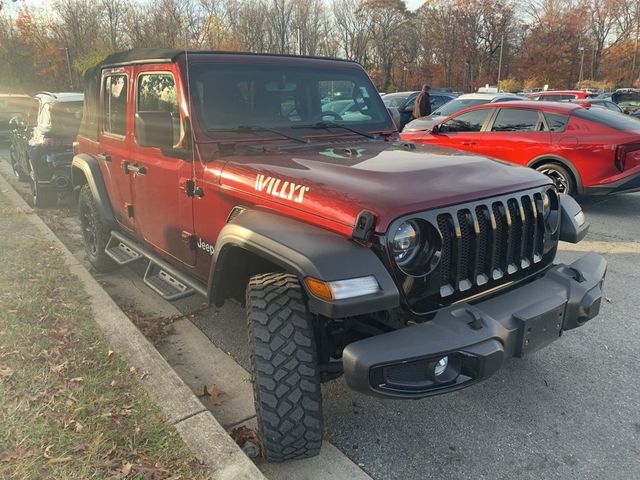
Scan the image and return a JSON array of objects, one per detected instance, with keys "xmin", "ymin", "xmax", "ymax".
[
  {"xmin": 292, "ymin": 121, "xmax": 377, "ymax": 139},
  {"xmin": 208, "ymin": 124, "xmax": 309, "ymax": 144}
]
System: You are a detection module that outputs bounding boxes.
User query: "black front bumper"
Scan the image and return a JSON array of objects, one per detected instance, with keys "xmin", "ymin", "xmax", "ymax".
[{"xmin": 342, "ymin": 253, "xmax": 606, "ymax": 399}]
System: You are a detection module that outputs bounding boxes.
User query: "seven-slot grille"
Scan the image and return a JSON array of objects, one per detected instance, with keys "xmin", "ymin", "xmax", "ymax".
[{"xmin": 436, "ymin": 192, "xmax": 546, "ymax": 298}]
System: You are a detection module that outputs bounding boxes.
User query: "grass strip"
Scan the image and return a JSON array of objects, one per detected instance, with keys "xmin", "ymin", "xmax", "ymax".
[{"xmin": 0, "ymin": 193, "xmax": 208, "ymax": 479}]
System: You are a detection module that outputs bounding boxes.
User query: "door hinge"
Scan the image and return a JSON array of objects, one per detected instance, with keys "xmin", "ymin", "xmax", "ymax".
[{"xmin": 181, "ymin": 231, "xmax": 197, "ymax": 249}]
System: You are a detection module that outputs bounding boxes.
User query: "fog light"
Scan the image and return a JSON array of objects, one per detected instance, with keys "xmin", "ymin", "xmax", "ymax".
[
  {"xmin": 427, "ymin": 354, "xmax": 461, "ymax": 383},
  {"xmin": 434, "ymin": 356, "xmax": 448, "ymax": 377}
]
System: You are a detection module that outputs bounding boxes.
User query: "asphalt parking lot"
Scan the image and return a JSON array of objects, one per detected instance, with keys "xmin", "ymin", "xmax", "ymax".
[{"xmin": 1, "ymin": 148, "xmax": 639, "ymax": 480}]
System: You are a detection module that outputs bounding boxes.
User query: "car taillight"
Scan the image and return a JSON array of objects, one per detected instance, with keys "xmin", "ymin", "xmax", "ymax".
[
  {"xmin": 72, "ymin": 141, "xmax": 79, "ymax": 155},
  {"xmin": 615, "ymin": 142, "xmax": 640, "ymax": 172}
]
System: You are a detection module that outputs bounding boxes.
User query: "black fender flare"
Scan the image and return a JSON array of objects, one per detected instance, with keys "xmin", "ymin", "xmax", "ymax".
[
  {"xmin": 527, "ymin": 154, "xmax": 584, "ymax": 195},
  {"xmin": 209, "ymin": 209, "xmax": 400, "ymax": 318},
  {"xmin": 71, "ymin": 154, "xmax": 115, "ymax": 226}
]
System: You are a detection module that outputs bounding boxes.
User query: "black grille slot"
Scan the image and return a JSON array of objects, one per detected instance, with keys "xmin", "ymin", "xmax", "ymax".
[
  {"xmin": 435, "ymin": 195, "xmax": 545, "ymax": 298},
  {"xmin": 437, "ymin": 214, "xmax": 453, "ymax": 292},
  {"xmin": 507, "ymin": 199, "xmax": 522, "ymax": 270},
  {"xmin": 456, "ymin": 210, "xmax": 475, "ymax": 290}
]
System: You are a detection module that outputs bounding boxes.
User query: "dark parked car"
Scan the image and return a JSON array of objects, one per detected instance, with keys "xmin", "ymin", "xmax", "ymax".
[
  {"xmin": 0, "ymin": 94, "xmax": 34, "ymax": 144},
  {"xmin": 9, "ymin": 91, "xmax": 83, "ymax": 207},
  {"xmin": 599, "ymin": 89, "xmax": 640, "ymax": 117},
  {"xmin": 401, "ymin": 101, "xmax": 640, "ymax": 196},
  {"xmin": 402, "ymin": 92, "xmax": 522, "ymax": 132},
  {"xmin": 568, "ymin": 98, "xmax": 625, "ymax": 113},
  {"xmin": 73, "ymin": 49, "xmax": 604, "ymax": 462},
  {"xmin": 382, "ymin": 90, "xmax": 457, "ymax": 130}
]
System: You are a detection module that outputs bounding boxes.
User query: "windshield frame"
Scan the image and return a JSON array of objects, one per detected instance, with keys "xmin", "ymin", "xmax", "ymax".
[{"xmin": 186, "ymin": 60, "xmax": 394, "ymax": 142}]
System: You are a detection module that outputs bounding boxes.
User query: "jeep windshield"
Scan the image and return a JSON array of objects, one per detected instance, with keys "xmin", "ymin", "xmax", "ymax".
[{"xmin": 189, "ymin": 63, "xmax": 393, "ymax": 140}]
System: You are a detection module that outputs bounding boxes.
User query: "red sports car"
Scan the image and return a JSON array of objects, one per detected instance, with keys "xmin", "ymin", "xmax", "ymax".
[{"xmin": 400, "ymin": 101, "xmax": 640, "ymax": 196}]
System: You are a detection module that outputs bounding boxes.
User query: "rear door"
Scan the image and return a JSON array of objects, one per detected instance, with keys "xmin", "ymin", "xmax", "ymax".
[
  {"xmin": 129, "ymin": 67, "xmax": 195, "ymax": 267},
  {"xmin": 478, "ymin": 107, "xmax": 551, "ymax": 165},
  {"xmin": 433, "ymin": 108, "xmax": 494, "ymax": 152},
  {"xmin": 99, "ymin": 70, "xmax": 135, "ymax": 232}
]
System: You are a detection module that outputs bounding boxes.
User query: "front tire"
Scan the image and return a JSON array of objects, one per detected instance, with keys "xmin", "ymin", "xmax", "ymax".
[
  {"xmin": 535, "ymin": 162, "xmax": 575, "ymax": 196},
  {"xmin": 246, "ymin": 273, "xmax": 323, "ymax": 462},
  {"xmin": 78, "ymin": 184, "xmax": 114, "ymax": 272}
]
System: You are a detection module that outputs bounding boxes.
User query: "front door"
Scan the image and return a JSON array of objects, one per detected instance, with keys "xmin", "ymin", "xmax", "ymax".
[
  {"xmin": 129, "ymin": 68, "xmax": 195, "ymax": 267},
  {"xmin": 478, "ymin": 107, "xmax": 551, "ymax": 166},
  {"xmin": 434, "ymin": 108, "xmax": 494, "ymax": 153},
  {"xmin": 99, "ymin": 70, "xmax": 135, "ymax": 232}
]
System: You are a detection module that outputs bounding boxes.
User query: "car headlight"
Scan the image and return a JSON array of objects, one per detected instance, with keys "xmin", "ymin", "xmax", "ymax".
[
  {"xmin": 541, "ymin": 190, "xmax": 551, "ymax": 219},
  {"xmin": 392, "ymin": 220, "xmax": 421, "ymax": 266}
]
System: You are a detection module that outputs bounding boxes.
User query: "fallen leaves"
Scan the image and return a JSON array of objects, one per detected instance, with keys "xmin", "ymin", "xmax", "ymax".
[
  {"xmin": 230, "ymin": 425, "xmax": 262, "ymax": 458},
  {"xmin": 43, "ymin": 444, "xmax": 72, "ymax": 464},
  {"xmin": 1, "ymin": 445, "xmax": 36, "ymax": 463},
  {"xmin": 0, "ymin": 365, "xmax": 14, "ymax": 380},
  {"xmin": 202, "ymin": 385, "xmax": 225, "ymax": 406}
]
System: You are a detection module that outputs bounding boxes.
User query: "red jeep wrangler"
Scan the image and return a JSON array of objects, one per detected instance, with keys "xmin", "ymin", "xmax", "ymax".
[{"xmin": 73, "ymin": 49, "xmax": 606, "ymax": 462}]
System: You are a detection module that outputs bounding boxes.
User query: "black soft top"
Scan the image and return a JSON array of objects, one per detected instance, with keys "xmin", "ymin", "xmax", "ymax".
[{"xmin": 79, "ymin": 48, "xmax": 356, "ymax": 140}]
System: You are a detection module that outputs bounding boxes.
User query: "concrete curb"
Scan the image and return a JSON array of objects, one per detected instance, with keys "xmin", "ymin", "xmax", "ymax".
[{"xmin": 0, "ymin": 173, "xmax": 267, "ymax": 480}]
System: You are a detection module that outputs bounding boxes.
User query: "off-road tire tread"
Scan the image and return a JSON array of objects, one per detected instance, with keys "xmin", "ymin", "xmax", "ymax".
[
  {"xmin": 78, "ymin": 185, "xmax": 114, "ymax": 272},
  {"xmin": 247, "ymin": 272, "xmax": 323, "ymax": 462}
]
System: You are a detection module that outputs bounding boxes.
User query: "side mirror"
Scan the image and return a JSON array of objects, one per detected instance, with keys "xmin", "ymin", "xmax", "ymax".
[
  {"xmin": 135, "ymin": 111, "xmax": 173, "ymax": 148},
  {"xmin": 430, "ymin": 124, "xmax": 440, "ymax": 134}
]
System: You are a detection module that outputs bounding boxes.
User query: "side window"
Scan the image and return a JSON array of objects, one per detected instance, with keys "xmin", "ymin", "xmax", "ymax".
[
  {"xmin": 491, "ymin": 108, "xmax": 541, "ymax": 132},
  {"xmin": 543, "ymin": 112, "xmax": 569, "ymax": 132},
  {"xmin": 103, "ymin": 75, "xmax": 127, "ymax": 136},
  {"xmin": 137, "ymin": 73, "xmax": 180, "ymax": 146},
  {"xmin": 442, "ymin": 109, "xmax": 491, "ymax": 133}
]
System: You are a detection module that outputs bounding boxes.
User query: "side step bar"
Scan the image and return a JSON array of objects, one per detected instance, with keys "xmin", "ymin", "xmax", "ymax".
[{"xmin": 108, "ymin": 230, "xmax": 208, "ymax": 301}]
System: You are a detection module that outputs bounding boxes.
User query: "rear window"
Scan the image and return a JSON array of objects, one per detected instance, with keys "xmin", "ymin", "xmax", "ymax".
[
  {"xmin": 573, "ymin": 107, "xmax": 640, "ymax": 131},
  {"xmin": 47, "ymin": 101, "xmax": 83, "ymax": 137},
  {"xmin": 543, "ymin": 112, "xmax": 569, "ymax": 132}
]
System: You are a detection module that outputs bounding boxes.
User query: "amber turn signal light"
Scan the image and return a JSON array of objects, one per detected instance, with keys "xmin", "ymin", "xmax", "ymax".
[{"xmin": 304, "ymin": 277, "xmax": 334, "ymax": 300}]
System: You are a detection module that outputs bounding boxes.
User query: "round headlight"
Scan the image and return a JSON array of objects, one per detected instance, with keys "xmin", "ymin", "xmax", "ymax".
[
  {"xmin": 541, "ymin": 190, "xmax": 551, "ymax": 220},
  {"xmin": 392, "ymin": 221, "xmax": 420, "ymax": 266}
]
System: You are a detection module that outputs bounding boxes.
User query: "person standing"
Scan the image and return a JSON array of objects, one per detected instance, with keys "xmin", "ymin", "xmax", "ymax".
[{"xmin": 412, "ymin": 84, "xmax": 431, "ymax": 119}]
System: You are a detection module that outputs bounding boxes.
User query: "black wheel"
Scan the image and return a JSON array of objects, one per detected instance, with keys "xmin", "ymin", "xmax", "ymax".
[
  {"xmin": 78, "ymin": 184, "xmax": 114, "ymax": 272},
  {"xmin": 246, "ymin": 273, "xmax": 323, "ymax": 462},
  {"xmin": 28, "ymin": 161, "xmax": 57, "ymax": 207},
  {"xmin": 535, "ymin": 162, "xmax": 575, "ymax": 196},
  {"xmin": 9, "ymin": 148, "xmax": 28, "ymax": 181}
]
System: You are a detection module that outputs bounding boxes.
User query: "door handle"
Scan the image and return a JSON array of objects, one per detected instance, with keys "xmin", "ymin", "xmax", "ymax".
[
  {"xmin": 461, "ymin": 141, "xmax": 476, "ymax": 146},
  {"xmin": 96, "ymin": 152, "xmax": 111, "ymax": 162},
  {"xmin": 126, "ymin": 163, "xmax": 147, "ymax": 175}
]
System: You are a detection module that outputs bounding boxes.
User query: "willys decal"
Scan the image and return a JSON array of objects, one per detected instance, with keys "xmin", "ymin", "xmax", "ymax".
[{"xmin": 254, "ymin": 174, "xmax": 310, "ymax": 204}]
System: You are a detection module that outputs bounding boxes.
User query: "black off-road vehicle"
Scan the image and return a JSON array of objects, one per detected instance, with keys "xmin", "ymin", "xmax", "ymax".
[{"xmin": 72, "ymin": 49, "xmax": 606, "ymax": 462}]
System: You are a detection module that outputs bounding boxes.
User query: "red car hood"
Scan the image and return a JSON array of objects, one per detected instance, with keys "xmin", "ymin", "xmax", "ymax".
[{"xmin": 218, "ymin": 141, "xmax": 549, "ymax": 235}]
